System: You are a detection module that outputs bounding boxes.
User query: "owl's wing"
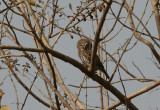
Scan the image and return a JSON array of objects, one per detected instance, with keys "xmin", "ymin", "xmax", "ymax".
[
  {"xmin": 96, "ymin": 55, "xmax": 110, "ymax": 79},
  {"xmin": 78, "ymin": 49, "xmax": 110, "ymax": 79}
]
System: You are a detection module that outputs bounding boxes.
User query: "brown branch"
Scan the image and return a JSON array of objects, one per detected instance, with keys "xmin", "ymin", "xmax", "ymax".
[
  {"xmin": 75, "ymin": 76, "xmax": 86, "ymax": 104},
  {"xmin": 0, "ymin": 51, "xmax": 57, "ymax": 109},
  {"xmin": 100, "ymin": 0, "xmax": 125, "ymax": 40},
  {"xmin": 108, "ymin": 38, "xmax": 130, "ymax": 83},
  {"xmin": 103, "ymin": 49, "xmax": 137, "ymax": 78},
  {"xmin": 20, "ymin": 75, "xmax": 39, "ymax": 110},
  {"xmin": 4, "ymin": 4, "xmax": 84, "ymax": 107},
  {"xmin": 151, "ymin": 0, "xmax": 160, "ymax": 39},
  {"xmin": 0, "ymin": 48, "xmax": 72, "ymax": 109},
  {"xmin": 69, "ymin": 84, "xmax": 101, "ymax": 88},
  {"xmin": 124, "ymin": 1, "xmax": 160, "ymax": 64},
  {"xmin": 90, "ymin": 0, "xmax": 113, "ymax": 72},
  {"xmin": 25, "ymin": 53, "xmax": 73, "ymax": 110},
  {"xmin": 9, "ymin": 72, "xmax": 19, "ymax": 109},
  {"xmin": 0, "ymin": 45, "xmax": 138, "ymax": 110},
  {"xmin": 45, "ymin": 53, "xmax": 60, "ymax": 110},
  {"xmin": 132, "ymin": 62, "xmax": 145, "ymax": 78},
  {"xmin": 113, "ymin": 1, "xmax": 160, "ymax": 48},
  {"xmin": 112, "ymin": 78, "xmax": 157, "ymax": 84},
  {"xmin": 107, "ymin": 80, "xmax": 160, "ymax": 109}
]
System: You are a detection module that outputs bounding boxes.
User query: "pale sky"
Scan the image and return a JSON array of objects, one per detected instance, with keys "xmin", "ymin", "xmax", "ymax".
[{"xmin": 0, "ymin": 0, "xmax": 160, "ymax": 110}]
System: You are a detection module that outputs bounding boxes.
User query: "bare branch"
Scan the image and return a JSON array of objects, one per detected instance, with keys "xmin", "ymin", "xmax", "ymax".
[
  {"xmin": 0, "ymin": 45, "xmax": 138, "ymax": 110},
  {"xmin": 90, "ymin": 0, "xmax": 112, "ymax": 72},
  {"xmin": 107, "ymin": 80, "xmax": 160, "ymax": 109},
  {"xmin": 151, "ymin": 0, "xmax": 160, "ymax": 39}
]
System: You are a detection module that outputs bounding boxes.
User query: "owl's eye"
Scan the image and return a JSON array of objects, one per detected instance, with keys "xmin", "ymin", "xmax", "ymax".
[
  {"xmin": 88, "ymin": 42, "xmax": 92, "ymax": 50},
  {"xmin": 84, "ymin": 43, "xmax": 89, "ymax": 50},
  {"xmin": 84, "ymin": 42, "xmax": 92, "ymax": 50}
]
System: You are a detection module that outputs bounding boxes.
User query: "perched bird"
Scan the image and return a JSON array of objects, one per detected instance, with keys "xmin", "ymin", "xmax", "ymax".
[{"xmin": 77, "ymin": 39, "xmax": 110, "ymax": 79}]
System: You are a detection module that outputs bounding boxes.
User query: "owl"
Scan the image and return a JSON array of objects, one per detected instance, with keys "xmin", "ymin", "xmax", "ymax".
[{"xmin": 77, "ymin": 39, "xmax": 110, "ymax": 79}]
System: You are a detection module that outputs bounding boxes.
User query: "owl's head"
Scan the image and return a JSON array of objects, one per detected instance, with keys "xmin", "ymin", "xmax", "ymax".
[{"xmin": 77, "ymin": 39, "xmax": 92, "ymax": 51}]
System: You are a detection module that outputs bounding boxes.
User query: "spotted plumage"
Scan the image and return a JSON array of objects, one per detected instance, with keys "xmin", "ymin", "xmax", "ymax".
[{"xmin": 77, "ymin": 39, "xmax": 110, "ymax": 79}]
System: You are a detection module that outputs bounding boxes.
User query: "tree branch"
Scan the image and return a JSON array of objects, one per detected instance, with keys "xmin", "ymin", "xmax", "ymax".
[
  {"xmin": 90, "ymin": 0, "xmax": 112, "ymax": 72},
  {"xmin": 151, "ymin": 0, "xmax": 160, "ymax": 39},
  {"xmin": 0, "ymin": 45, "xmax": 138, "ymax": 110},
  {"xmin": 107, "ymin": 80, "xmax": 160, "ymax": 109},
  {"xmin": 124, "ymin": 1, "xmax": 160, "ymax": 64}
]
